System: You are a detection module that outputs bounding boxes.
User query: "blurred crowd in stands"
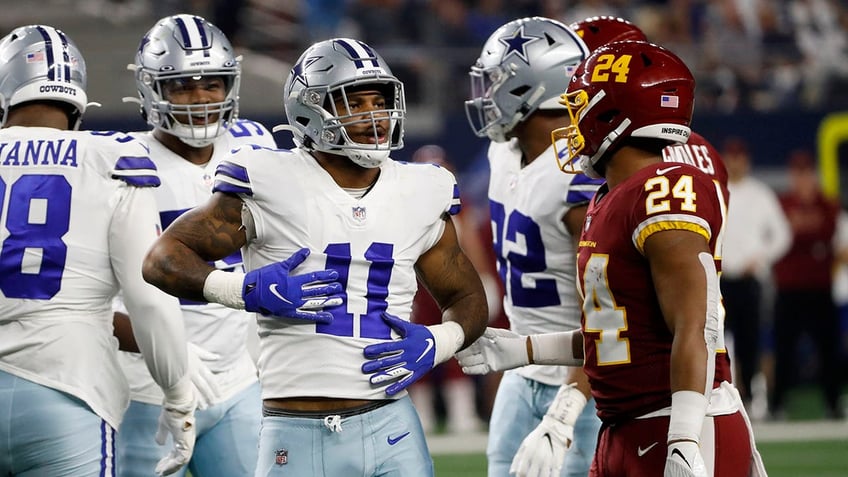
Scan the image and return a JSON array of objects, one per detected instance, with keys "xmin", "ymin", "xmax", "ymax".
[
  {"xmin": 299, "ymin": 0, "xmax": 848, "ymax": 114},
  {"xmin": 93, "ymin": 0, "xmax": 848, "ymax": 115}
]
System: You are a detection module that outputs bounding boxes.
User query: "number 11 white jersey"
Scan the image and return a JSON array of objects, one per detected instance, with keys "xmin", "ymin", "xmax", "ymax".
[{"xmin": 214, "ymin": 147, "xmax": 460, "ymax": 400}]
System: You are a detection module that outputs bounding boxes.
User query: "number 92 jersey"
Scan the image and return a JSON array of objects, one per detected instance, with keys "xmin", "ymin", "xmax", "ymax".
[
  {"xmin": 577, "ymin": 162, "xmax": 727, "ymax": 423},
  {"xmin": 213, "ymin": 146, "xmax": 460, "ymax": 400}
]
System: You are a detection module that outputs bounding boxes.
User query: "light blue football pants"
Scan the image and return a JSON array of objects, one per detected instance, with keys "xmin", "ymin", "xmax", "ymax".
[
  {"xmin": 0, "ymin": 370, "xmax": 116, "ymax": 476},
  {"xmin": 487, "ymin": 371, "xmax": 601, "ymax": 477},
  {"xmin": 116, "ymin": 381, "xmax": 261, "ymax": 477},
  {"xmin": 255, "ymin": 395, "xmax": 432, "ymax": 477}
]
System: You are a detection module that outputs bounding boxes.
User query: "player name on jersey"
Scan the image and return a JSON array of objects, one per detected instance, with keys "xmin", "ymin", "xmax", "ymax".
[
  {"xmin": 662, "ymin": 141, "xmax": 716, "ymax": 176},
  {"xmin": 0, "ymin": 139, "xmax": 78, "ymax": 167}
]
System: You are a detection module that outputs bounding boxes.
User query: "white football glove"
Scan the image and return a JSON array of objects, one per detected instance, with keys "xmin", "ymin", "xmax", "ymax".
[
  {"xmin": 456, "ymin": 327, "xmax": 529, "ymax": 375},
  {"xmin": 186, "ymin": 343, "xmax": 220, "ymax": 410},
  {"xmin": 664, "ymin": 440, "xmax": 707, "ymax": 477},
  {"xmin": 510, "ymin": 383, "xmax": 587, "ymax": 477},
  {"xmin": 154, "ymin": 396, "xmax": 197, "ymax": 476}
]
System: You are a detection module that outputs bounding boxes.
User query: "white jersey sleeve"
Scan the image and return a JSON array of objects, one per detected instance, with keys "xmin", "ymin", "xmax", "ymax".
[
  {"xmin": 213, "ymin": 147, "xmax": 457, "ymax": 400},
  {"xmin": 487, "ymin": 140, "xmax": 603, "ymax": 385}
]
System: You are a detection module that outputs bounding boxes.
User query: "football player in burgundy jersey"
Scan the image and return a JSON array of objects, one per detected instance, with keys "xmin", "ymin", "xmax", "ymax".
[{"xmin": 460, "ymin": 41, "xmax": 768, "ymax": 477}]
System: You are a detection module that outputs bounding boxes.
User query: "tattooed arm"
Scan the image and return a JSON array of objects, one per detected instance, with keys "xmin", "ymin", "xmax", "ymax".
[{"xmin": 143, "ymin": 192, "xmax": 247, "ymax": 302}]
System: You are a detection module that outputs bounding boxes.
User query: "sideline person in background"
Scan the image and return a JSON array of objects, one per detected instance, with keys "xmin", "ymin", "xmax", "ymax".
[
  {"xmin": 719, "ymin": 136, "xmax": 790, "ymax": 417},
  {"xmin": 771, "ymin": 149, "xmax": 844, "ymax": 420}
]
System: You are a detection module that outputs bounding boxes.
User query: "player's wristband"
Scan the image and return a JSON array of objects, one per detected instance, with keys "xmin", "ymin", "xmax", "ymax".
[
  {"xmin": 429, "ymin": 321, "xmax": 465, "ymax": 365},
  {"xmin": 668, "ymin": 390, "xmax": 708, "ymax": 443},
  {"xmin": 529, "ymin": 331, "xmax": 582, "ymax": 366},
  {"xmin": 202, "ymin": 270, "xmax": 246, "ymax": 309}
]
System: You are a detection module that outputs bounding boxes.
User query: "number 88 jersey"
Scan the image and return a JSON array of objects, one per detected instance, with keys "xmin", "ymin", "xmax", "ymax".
[{"xmin": 577, "ymin": 162, "xmax": 727, "ymax": 422}]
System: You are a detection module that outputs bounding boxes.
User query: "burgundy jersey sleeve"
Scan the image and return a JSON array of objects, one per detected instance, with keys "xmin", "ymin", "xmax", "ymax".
[{"xmin": 577, "ymin": 164, "xmax": 726, "ymax": 423}]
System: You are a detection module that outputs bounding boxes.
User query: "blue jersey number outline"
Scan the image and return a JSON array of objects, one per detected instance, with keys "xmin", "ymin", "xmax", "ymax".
[
  {"xmin": 0, "ymin": 175, "xmax": 71, "ymax": 299},
  {"xmin": 490, "ymin": 199, "xmax": 559, "ymax": 307}
]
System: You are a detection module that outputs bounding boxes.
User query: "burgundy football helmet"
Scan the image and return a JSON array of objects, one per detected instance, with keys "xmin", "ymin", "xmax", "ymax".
[
  {"xmin": 569, "ymin": 16, "xmax": 648, "ymax": 53},
  {"xmin": 553, "ymin": 41, "xmax": 695, "ymax": 178}
]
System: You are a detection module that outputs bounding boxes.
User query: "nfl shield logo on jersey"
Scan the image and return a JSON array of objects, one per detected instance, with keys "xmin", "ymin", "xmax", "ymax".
[
  {"xmin": 275, "ymin": 449, "xmax": 288, "ymax": 465},
  {"xmin": 352, "ymin": 206, "xmax": 367, "ymax": 224}
]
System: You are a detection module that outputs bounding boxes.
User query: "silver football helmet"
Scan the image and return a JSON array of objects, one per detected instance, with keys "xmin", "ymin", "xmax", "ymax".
[
  {"xmin": 465, "ymin": 17, "xmax": 589, "ymax": 142},
  {"xmin": 281, "ymin": 38, "xmax": 405, "ymax": 168},
  {"xmin": 127, "ymin": 14, "xmax": 240, "ymax": 147},
  {"xmin": 0, "ymin": 25, "xmax": 88, "ymax": 129}
]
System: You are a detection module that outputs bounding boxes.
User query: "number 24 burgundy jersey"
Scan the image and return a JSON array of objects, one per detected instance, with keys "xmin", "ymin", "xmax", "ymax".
[{"xmin": 576, "ymin": 162, "xmax": 727, "ymax": 423}]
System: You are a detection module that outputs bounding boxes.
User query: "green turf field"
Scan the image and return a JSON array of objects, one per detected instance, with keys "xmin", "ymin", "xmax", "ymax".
[{"xmin": 432, "ymin": 439, "xmax": 848, "ymax": 477}]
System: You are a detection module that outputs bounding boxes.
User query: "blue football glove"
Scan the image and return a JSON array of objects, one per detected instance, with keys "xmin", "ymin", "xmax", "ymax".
[
  {"xmin": 362, "ymin": 313, "xmax": 437, "ymax": 396},
  {"xmin": 243, "ymin": 248, "xmax": 343, "ymax": 323},
  {"xmin": 362, "ymin": 313, "xmax": 465, "ymax": 396}
]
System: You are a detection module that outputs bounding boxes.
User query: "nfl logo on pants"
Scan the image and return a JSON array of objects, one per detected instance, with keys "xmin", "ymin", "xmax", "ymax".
[{"xmin": 275, "ymin": 449, "xmax": 288, "ymax": 465}]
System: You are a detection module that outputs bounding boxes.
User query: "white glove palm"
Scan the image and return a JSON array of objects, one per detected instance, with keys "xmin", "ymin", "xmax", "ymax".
[
  {"xmin": 510, "ymin": 383, "xmax": 586, "ymax": 477},
  {"xmin": 456, "ymin": 327, "xmax": 528, "ymax": 375},
  {"xmin": 154, "ymin": 397, "xmax": 197, "ymax": 476},
  {"xmin": 510, "ymin": 415, "xmax": 572, "ymax": 477},
  {"xmin": 664, "ymin": 441, "xmax": 707, "ymax": 477},
  {"xmin": 187, "ymin": 343, "xmax": 220, "ymax": 409}
]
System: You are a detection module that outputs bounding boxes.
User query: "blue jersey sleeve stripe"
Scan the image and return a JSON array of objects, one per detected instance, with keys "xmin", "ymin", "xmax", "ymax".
[
  {"xmin": 112, "ymin": 173, "xmax": 160, "ymax": 187},
  {"xmin": 447, "ymin": 183, "xmax": 462, "ymax": 215},
  {"xmin": 566, "ymin": 189, "xmax": 596, "ymax": 204},
  {"xmin": 115, "ymin": 156, "xmax": 157, "ymax": 172},
  {"xmin": 570, "ymin": 174, "xmax": 606, "ymax": 187},
  {"xmin": 213, "ymin": 179, "xmax": 253, "ymax": 196},
  {"xmin": 566, "ymin": 174, "xmax": 604, "ymax": 205},
  {"xmin": 112, "ymin": 155, "xmax": 160, "ymax": 187},
  {"xmin": 213, "ymin": 161, "xmax": 253, "ymax": 196},
  {"xmin": 215, "ymin": 161, "xmax": 250, "ymax": 183}
]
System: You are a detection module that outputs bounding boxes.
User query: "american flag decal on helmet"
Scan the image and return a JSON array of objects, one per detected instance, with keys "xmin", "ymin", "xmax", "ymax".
[{"xmin": 661, "ymin": 95, "xmax": 679, "ymax": 108}]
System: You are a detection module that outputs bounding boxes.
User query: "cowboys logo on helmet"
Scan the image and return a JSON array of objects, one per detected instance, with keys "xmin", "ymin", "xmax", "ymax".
[{"xmin": 465, "ymin": 16, "xmax": 589, "ymax": 143}]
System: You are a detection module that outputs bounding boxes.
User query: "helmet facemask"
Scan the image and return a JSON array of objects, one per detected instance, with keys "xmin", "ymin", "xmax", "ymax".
[
  {"xmin": 141, "ymin": 72, "xmax": 240, "ymax": 147},
  {"xmin": 311, "ymin": 81, "xmax": 404, "ymax": 168}
]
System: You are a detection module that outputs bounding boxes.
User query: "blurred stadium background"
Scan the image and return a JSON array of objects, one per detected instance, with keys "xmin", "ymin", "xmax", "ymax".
[
  {"xmin": 4, "ymin": 1, "xmax": 846, "ymax": 474},
  {"xmin": 8, "ymin": 0, "xmax": 848, "ymax": 191}
]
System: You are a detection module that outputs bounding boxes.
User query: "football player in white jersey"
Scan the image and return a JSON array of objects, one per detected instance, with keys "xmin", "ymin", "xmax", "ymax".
[
  {"xmin": 113, "ymin": 15, "xmax": 280, "ymax": 477},
  {"xmin": 142, "ymin": 37, "xmax": 489, "ymax": 476},
  {"xmin": 0, "ymin": 24, "xmax": 195, "ymax": 476},
  {"xmin": 463, "ymin": 17, "xmax": 603, "ymax": 477}
]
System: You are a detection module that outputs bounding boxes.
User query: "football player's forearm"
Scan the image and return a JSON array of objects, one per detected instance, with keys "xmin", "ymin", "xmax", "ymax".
[{"xmin": 442, "ymin": 286, "xmax": 489, "ymax": 349}]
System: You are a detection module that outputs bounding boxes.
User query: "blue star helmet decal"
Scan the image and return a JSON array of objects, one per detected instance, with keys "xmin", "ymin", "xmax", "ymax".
[
  {"xmin": 499, "ymin": 25, "xmax": 542, "ymax": 65},
  {"xmin": 290, "ymin": 55, "xmax": 326, "ymax": 89}
]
